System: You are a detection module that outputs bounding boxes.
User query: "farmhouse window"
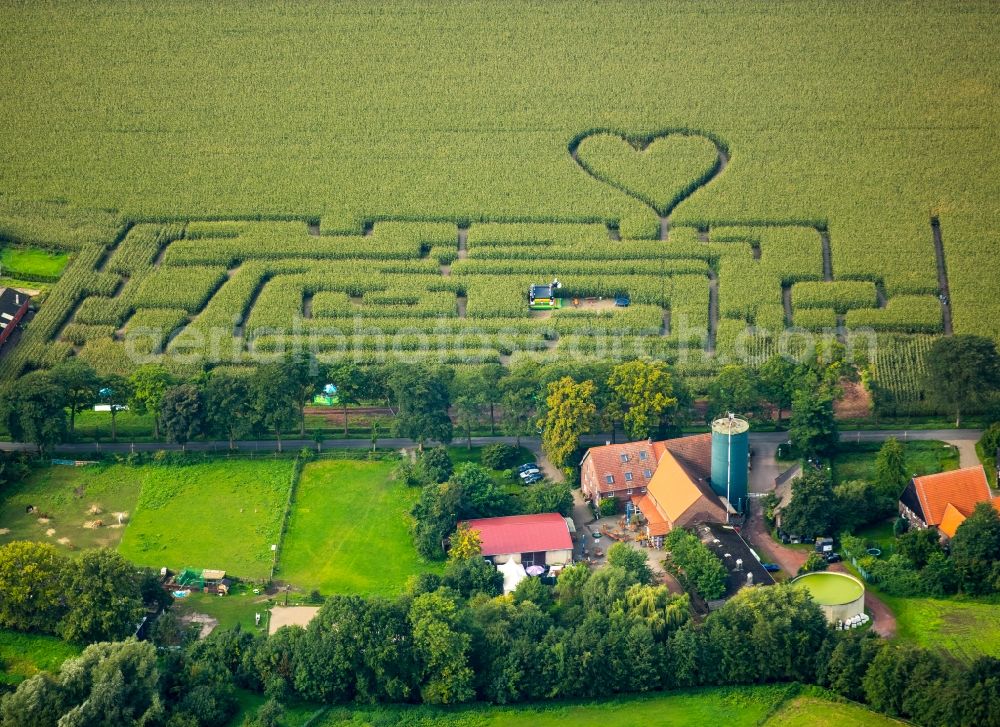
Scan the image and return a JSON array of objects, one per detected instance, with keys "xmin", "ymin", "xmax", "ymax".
[
  {"xmin": 620, "ymin": 453, "xmax": 629, "ymax": 463},
  {"xmin": 605, "ymin": 475, "xmax": 614, "ymax": 484},
  {"xmin": 624, "ymin": 472, "xmax": 633, "ymax": 482}
]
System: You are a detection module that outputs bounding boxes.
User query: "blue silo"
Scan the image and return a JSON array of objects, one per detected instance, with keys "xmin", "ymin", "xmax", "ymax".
[{"xmin": 711, "ymin": 415, "xmax": 750, "ymax": 512}]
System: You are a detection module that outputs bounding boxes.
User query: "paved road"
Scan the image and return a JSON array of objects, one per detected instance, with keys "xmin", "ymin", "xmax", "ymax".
[{"xmin": 0, "ymin": 429, "xmax": 982, "ymax": 458}]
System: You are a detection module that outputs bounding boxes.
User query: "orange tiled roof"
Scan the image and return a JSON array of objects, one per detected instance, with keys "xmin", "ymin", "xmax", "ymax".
[
  {"xmin": 580, "ymin": 440, "xmax": 660, "ymax": 492},
  {"xmin": 647, "ymin": 451, "xmax": 706, "ymax": 524},
  {"xmin": 662, "ymin": 433, "xmax": 713, "ymax": 483},
  {"xmin": 633, "ymin": 494, "xmax": 670, "ymax": 536},
  {"xmin": 938, "ymin": 502, "xmax": 967, "ymax": 539},
  {"xmin": 912, "ymin": 465, "xmax": 992, "ymax": 527}
]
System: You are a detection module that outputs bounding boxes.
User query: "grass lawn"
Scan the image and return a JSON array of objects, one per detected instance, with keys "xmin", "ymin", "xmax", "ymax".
[
  {"xmin": 0, "ymin": 245, "xmax": 69, "ymax": 279},
  {"xmin": 172, "ymin": 589, "xmax": 272, "ymax": 634},
  {"xmin": 0, "ymin": 629, "xmax": 81, "ymax": 686},
  {"xmin": 229, "ymin": 690, "xmax": 325, "ymax": 727},
  {"xmin": 881, "ymin": 593, "xmax": 1000, "ymax": 660},
  {"xmin": 319, "ymin": 686, "xmax": 794, "ymax": 726},
  {"xmin": 118, "ymin": 459, "xmax": 293, "ymax": 580},
  {"xmin": 72, "ymin": 409, "xmax": 156, "ymax": 442},
  {"xmin": 832, "ymin": 440, "xmax": 959, "ymax": 485},
  {"xmin": 279, "ymin": 458, "xmax": 442, "ymax": 597},
  {"xmin": 765, "ymin": 695, "xmax": 903, "ymax": 726},
  {"xmin": 0, "ymin": 463, "xmax": 143, "ymax": 552}
]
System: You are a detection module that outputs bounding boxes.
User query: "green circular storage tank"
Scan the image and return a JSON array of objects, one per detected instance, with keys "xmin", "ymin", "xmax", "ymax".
[
  {"xmin": 710, "ymin": 415, "xmax": 749, "ymax": 512},
  {"xmin": 791, "ymin": 571, "xmax": 866, "ymax": 623}
]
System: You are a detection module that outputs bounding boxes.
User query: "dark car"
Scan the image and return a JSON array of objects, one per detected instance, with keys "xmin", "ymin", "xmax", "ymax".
[
  {"xmin": 522, "ymin": 472, "xmax": 544, "ymax": 485},
  {"xmin": 761, "ymin": 563, "xmax": 781, "ymax": 572},
  {"xmin": 517, "ymin": 463, "xmax": 539, "ymax": 474},
  {"xmin": 824, "ymin": 552, "xmax": 842, "ymax": 564}
]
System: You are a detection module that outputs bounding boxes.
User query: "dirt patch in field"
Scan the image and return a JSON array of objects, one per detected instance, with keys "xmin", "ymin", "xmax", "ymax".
[
  {"xmin": 834, "ymin": 379, "xmax": 872, "ymax": 419},
  {"xmin": 45, "ymin": 528, "xmax": 56, "ymax": 537},
  {"xmin": 0, "ymin": 528, "xmax": 9, "ymax": 536},
  {"xmin": 269, "ymin": 606, "xmax": 320, "ymax": 635},
  {"xmin": 57, "ymin": 537, "xmax": 71, "ymax": 546},
  {"xmin": 181, "ymin": 612, "xmax": 219, "ymax": 639}
]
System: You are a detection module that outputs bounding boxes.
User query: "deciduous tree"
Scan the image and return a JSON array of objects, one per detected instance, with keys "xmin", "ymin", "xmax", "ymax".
[
  {"xmin": 924, "ymin": 334, "xmax": 1000, "ymax": 427},
  {"xmin": 789, "ymin": 373, "xmax": 838, "ymax": 459},
  {"xmin": 51, "ymin": 358, "xmax": 99, "ymax": 434},
  {"xmin": 0, "ymin": 541, "xmax": 68, "ymax": 633},
  {"xmin": 0, "ymin": 371, "xmax": 66, "ymax": 454},
  {"xmin": 388, "ymin": 363, "xmax": 453, "ymax": 448},
  {"xmin": 128, "ymin": 364, "xmax": 173, "ymax": 439},
  {"xmin": 950, "ymin": 501, "xmax": 1000, "ymax": 595},
  {"xmin": 202, "ymin": 370, "xmax": 254, "ymax": 449},
  {"xmin": 60, "ymin": 549, "xmax": 145, "ymax": 643},
  {"xmin": 607, "ymin": 359, "xmax": 678, "ymax": 440},
  {"xmin": 159, "ymin": 383, "xmax": 203, "ymax": 449},
  {"xmin": 874, "ymin": 437, "xmax": 909, "ymax": 499},
  {"xmin": 780, "ymin": 469, "xmax": 837, "ymax": 539},
  {"xmin": 539, "ymin": 376, "xmax": 595, "ymax": 469}
]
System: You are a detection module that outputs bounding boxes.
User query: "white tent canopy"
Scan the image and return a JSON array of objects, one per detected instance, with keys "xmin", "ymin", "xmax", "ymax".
[{"xmin": 497, "ymin": 557, "xmax": 527, "ymax": 594}]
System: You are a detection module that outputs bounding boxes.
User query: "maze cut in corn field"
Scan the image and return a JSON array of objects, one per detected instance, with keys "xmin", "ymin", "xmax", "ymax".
[{"xmin": 0, "ymin": 1, "xmax": 995, "ymax": 387}]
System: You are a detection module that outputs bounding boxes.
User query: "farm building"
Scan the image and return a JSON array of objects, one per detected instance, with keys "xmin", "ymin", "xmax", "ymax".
[
  {"xmin": 0, "ymin": 288, "xmax": 30, "ymax": 348},
  {"xmin": 461, "ymin": 512, "xmax": 573, "ymax": 570},
  {"xmin": 899, "ymin": 465, "xmax": 996, "ymax": 538},
  {"xmin": 580, "ymin": 427, "xmax": 748, "ymax": 544},
  {"xmin": 698, "ymin": 522, "xmax": 775, "ymax": 606}
]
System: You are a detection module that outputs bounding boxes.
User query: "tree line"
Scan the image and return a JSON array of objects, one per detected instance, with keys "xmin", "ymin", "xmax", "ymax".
[
  {"xmin": 2, "ymin": 333, "xmax": 999, "ymax": 458},
  {"xmin": 1, "ymin": 540, "xmax": 997, "ymax": 726}
]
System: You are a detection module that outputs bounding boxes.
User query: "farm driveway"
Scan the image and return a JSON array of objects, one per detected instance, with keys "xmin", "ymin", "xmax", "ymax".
[{"xmin": 743, "ymin": 501, "xmax": 897, "ymax": 638}]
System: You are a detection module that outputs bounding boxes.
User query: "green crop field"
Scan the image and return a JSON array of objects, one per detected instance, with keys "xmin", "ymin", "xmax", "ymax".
[
  {"xmin": 118, "ymin": 459, "xmax": 293, "ymax": 580},
  {"xmin": 278, "ymin": 459, "xmax": 442, "ymax": 596},
  {"xmin": 0, "ymin": 1, "xmax": 995, "ymax": 389}
]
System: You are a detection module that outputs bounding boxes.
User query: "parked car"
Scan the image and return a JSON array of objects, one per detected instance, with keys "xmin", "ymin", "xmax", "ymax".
[
  {"xmin": 761, "ymin": 563, "xmax": 781, "ymax": 572},
  {"xmin": 522, "ymin": 472, "xmax": 544, "ymax": 485},
  {"xmin": 517, "ymin": 463, "xmax": 541, "ymax": 482},
  {"xmin": 824, "ymin": 552, "xmax": 842, "ymax": 564}
]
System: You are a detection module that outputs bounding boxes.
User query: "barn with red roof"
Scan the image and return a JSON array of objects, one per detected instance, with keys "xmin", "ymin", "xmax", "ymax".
[{"xmin": 460, "ymin": 512, "xmax": 574, "ymax": 570}]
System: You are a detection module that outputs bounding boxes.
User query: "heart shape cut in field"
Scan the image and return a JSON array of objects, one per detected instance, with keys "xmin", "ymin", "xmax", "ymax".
[{"xmin": 574, "ymin": 132, "xmax": 720, "ymax": 215}]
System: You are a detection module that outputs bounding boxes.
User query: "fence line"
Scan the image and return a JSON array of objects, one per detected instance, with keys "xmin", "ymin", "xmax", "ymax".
[{"xmin": 271, "ymin": 456, "xmax": 304, "ymax": 583}]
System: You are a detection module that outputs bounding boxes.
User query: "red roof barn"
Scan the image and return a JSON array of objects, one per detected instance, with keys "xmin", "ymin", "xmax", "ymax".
[{"xmin": 461, "ymin": 513, "xmax": 574, "ymax": 569}]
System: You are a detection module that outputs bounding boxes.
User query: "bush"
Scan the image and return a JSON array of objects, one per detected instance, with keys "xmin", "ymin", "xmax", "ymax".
[
  {"xmin": 481, "ymin": 443, "xmax": 520, "ymax": 470},
  {"xmin": 798, "ymin": 552, "xmax": 829, "ymax": 575},
  {"xmin": 893, "ymin": 516, "xmax": 909, "ymax": 536},
  {"xmin": 418, "ymin": 446, "xmax": 453, "ymax": 484},
  {"xmin": 598, "ymin": 497, "xmax": 618, "ymax": 517}
]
